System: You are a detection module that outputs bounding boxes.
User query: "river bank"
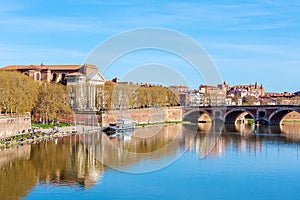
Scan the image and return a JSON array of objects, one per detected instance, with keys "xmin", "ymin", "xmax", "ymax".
[
  {"xmin": 0, "ymin": 126, "xmax": 77, "ymax": 149},
  {"xmin": 135, "ymin": 121, "xmax": 186, "ymax": 127}
]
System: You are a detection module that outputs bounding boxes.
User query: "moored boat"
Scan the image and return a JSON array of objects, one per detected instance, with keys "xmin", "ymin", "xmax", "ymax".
[{"xmin": 102, "ymin": 118, "xmax": 135, "ymax": 135}]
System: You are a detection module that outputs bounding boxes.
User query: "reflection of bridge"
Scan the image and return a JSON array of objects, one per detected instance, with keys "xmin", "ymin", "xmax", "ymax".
[{"xmin": 182, "ymin": 105, "xmax": 300, "ymax": 125}]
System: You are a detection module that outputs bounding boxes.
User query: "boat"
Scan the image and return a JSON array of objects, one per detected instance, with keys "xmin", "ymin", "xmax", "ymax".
[{"xmin": 102, "ymin": 118, "xmax": 135, "ymax": 135}]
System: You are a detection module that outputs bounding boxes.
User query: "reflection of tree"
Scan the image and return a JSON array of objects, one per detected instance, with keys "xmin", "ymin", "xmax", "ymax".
[
  {"xmin": 30, "ymin": 136, "xmax": 104, "ymax": 188},
  {"xmin": 0, "ymin": 146, "xmax": 36, "ymax": 200},
  {"xmin": 2, "ymin": 124, "xmax": 300, "ymax": 198},
  {"xmin": 81, "ymin": 125, "xmax": 186, "ymax": 172},
  {"xmin": 0, "ymin": 136, "xmax": 105, "ymax": 199},
  {"xmin": 0, "ymin": 125, "xmax": 192, "ymax": 198}
]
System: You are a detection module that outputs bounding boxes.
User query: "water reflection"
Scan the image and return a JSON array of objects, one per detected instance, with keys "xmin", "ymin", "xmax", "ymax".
[
  {"xmin": 80, "ymin": 124, "xmax": 195, "ymax": 173},
  {"xmin": 0, "ymin": 137, "xmax": 104, "ymax": 200},
  {"xmin": 195, "ymin": 122, "xmax": 300, "ymax": 159},
  {"xmin": 1, "ymin": 123, "xmax": 300, "ymax": 199}
]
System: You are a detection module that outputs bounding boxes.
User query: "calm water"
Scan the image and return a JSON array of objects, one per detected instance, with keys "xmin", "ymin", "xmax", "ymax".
[{"xmin": 1, "ymin": 123, "xmax": 300, "ymax": 200}]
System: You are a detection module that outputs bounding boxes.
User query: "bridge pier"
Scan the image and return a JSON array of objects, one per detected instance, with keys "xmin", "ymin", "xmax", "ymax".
[{"xmin": 255, "ymin": 119, "xmax": 270, "ymax": 126}]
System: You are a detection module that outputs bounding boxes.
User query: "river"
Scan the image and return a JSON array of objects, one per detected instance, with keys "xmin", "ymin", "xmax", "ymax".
[{"xmin": 1, "ymin": 123, "xmax": 300, "ymax": 200}]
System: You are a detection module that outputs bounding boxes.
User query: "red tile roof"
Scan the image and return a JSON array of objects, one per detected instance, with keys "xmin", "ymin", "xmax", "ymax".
[
  {"xmin": 46, "ymin": 65, "xmax": 82, "ymax": 70},
  {"xmin": 66, "ymin": 72, "xmax": 85, "ymax": 76},
  {"xmin": 1, "ymin": 64, "xmax": 82, "ymax": 71}
]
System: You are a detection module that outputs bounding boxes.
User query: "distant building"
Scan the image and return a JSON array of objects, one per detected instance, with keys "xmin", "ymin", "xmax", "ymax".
[
  {"xmin": 228, "ymin": 82, "xmax": 265, "ymax": 98},
  {"xmin": 264, "ymin": 92, "xmax": 282, "ymax": 97},
  {"xmin": 262, "ymin": 92, "xmax": 300, "ymax": 106},
  {"xmin": 169, "ymin": 85, "xmax": 191, "ymax": 106},
  {"xmin": 1, "ymin": 64, "xmax": 99, "ymax": 85},
  {"xmin": 190, "ymin": 91, "xmax": 206, "ymax": 106},
  {"xmin": 199, "ymin": 83, "xmax": 227, "ymax": 106},
  {"xmin": 179, "ymin": 93, "xmax": 190, "ymax": 106},
  {"xmin": 169, "ymin": 85, "xmax": 190, "ymax": 93},
  {"xmin": 1, "ymin": 63, "xmax": 106, "ymax": 111}
]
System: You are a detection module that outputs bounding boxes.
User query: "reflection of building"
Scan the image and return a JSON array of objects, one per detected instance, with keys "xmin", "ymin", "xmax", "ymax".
[{"xmin": 30, "ymin": 136, "xmax": 105, "ymax": 189}]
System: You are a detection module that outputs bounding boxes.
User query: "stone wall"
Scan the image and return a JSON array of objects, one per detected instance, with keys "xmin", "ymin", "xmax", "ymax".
[
  {"xmin": 101, "ymin": 107, "xmax": 182, "ymax": 127},
  {"xmin": 283, "ymin": 111, "xmax": 300, "ymax": 121},
  {"xmin": 0, "ymin": 114, "xmax": 31, "ymax": 138}
]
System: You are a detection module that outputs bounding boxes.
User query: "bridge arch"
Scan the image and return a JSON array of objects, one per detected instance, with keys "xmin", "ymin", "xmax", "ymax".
[
  {"xmin": 269, "ymin": 108, "xmax": 300, "ymax": 125},
  {"xmin": 183, "ymin": 109, "xmax": 212, "ymax": 123},
  {"xmin": 224, "ymin": 109, "xmax": 255, "ymax": 124}
]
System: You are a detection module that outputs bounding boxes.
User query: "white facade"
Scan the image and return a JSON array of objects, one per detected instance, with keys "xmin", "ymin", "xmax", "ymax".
[{"xmin": 67, "ymin": 71, "xmax": 105, "ymax": 111}]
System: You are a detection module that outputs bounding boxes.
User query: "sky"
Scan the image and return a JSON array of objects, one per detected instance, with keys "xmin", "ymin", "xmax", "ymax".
[{"xmin": 0, "ymin": 0, "xmax": 300, "ymax": 92}]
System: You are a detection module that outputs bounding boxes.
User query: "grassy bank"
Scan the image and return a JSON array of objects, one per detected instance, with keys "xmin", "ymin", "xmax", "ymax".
[
  {"xmin": 0, "ymin": 125, "xmax": 76, "ymax": 149},
  {"xmin": 282, "ymin": 120, "xmax": 300, "ymax": 123},
  {"xmin": 32, "ymin": 123, "xmax": 72, "ymax": 129}
]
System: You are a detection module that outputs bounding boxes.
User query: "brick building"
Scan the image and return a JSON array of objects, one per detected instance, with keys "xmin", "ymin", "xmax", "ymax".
[{"xmin": 1, "ymin": 63, "xmax": 99, "ymax": 85}]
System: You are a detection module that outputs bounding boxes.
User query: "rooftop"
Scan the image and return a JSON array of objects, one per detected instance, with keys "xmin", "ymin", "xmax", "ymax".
[
  {"xmin": 1, "ymin": 64, "xmax": 97, "ymax": 71},
  {"xmin": 66, "ymin": 72, "xmax": 85, "ymax": 76}
]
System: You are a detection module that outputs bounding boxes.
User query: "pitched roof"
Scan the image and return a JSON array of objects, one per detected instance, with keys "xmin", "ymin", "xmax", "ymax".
[
  {"xmin": 87, "ymin": 71, "xmax": 106, "ymax": 81},
  {"xmin": 1, "ymin": 64, "xmax": 82, "ymax": 71},
  {"xmin": 1, "ymin": 65, "xmax": 29, "ymax": 70},
  {"xmin": 46, "ymin": 65, "xmax": 82, "ymax": 70},
  {"xmin": 66, "ymin": 72, "xmax": 85, "ymax": 76}
]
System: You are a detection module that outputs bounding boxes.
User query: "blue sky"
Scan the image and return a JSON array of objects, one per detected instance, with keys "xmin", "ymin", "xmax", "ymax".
[{"xmin": 1, "ymin": 0, "xmax": 300, "ymax": 92}]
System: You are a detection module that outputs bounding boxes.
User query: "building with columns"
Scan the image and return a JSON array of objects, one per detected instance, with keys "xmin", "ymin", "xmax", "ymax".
[{"xmin": 67, "ymin": 71, "xmax": 105, "ymax": 111}]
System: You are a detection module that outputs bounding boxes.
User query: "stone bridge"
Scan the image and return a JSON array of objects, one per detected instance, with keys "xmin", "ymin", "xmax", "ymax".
[{"xmin": 182, "ymin": 105, "xmax": 300, "ymax": 125}]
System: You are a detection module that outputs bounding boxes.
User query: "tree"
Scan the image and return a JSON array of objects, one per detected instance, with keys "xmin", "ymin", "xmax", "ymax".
[
  {"xmin": 97, "ymin": 84, "xmax": 179, "ymax": 110},
  {"xmin": 243, "ymin": 95, "xmax": 257, "ymax": 105},
  {"xmin": 34, "ymin": 82, "xmax": 72, "ymax": 123},
  {"xmin": 0, "ymin": 71, "xmax": 38, "ymax": 114}
]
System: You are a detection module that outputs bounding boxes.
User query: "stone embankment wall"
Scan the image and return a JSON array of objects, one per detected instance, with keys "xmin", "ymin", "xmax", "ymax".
[
  {"xmin": 0, "ymin": 114, "xmax": 31, "ymax": 138},
  {"xmin": 101, "ymin": 107, "xmax": 182, "ymax": 127},
  {"xmin": 283, "ymin": 111, "xmax": 300, "ymax": 121}
]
